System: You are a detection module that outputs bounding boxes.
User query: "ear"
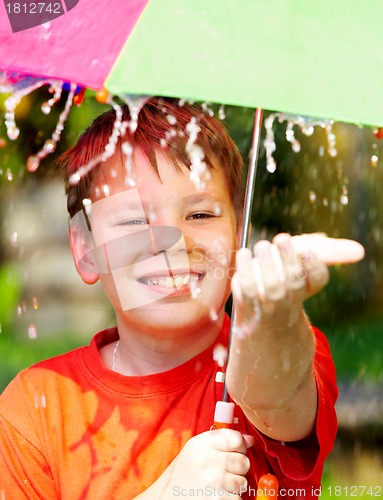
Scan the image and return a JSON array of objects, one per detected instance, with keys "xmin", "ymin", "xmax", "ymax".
[{"xmin": 69, "ymin": 227, "xmax": 99, "ymax": 285}]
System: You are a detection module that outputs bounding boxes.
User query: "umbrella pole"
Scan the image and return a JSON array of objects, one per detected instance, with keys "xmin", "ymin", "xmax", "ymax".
[{"xmin": 221, "ymin": 107, "xmax": 264, "ymax": 403}]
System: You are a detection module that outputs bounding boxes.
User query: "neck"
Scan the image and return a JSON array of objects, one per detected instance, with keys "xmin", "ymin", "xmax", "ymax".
[{"xmin": 113, "ymin": 311, "xmax": 225, "ymax": 376}]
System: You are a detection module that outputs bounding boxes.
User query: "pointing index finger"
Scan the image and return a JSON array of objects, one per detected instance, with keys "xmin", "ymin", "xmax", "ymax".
[{"xmin": 289, "ymin": 234, "xmax": 365, "ymax": 265}]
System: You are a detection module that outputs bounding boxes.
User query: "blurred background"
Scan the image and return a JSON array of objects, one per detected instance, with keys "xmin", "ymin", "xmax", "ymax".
[{"xmin": 0, "ymin": 88, "xmax": 382, "ymax": 495}]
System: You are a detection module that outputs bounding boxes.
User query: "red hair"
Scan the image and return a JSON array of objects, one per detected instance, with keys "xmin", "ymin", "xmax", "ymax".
[{"xmin": 59, "ymin": 97, "xmax": 244, "ymax": 220}]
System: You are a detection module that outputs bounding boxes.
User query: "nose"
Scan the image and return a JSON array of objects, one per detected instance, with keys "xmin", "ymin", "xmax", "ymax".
[{"xmin": 149, "ymin": 225, "xmax": 186, "ymax": 256}]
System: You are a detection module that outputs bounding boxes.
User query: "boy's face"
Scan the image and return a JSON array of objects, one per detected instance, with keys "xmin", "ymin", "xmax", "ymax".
[{"xmin": 71, "ymin": 148, "xmax": 239, "ymax": 335}]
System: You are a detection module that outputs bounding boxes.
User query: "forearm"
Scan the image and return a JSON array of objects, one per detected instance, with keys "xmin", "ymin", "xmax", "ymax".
[{"xmin": 226, "ymin": 307, "xmax": 318, "ymax": 441}]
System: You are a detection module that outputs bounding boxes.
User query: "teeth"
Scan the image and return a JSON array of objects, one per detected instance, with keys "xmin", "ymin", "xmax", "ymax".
[
  {"xmin": 141, "ymin": 273, "xmax": 198, "ymax": 288},
  {"xmin": 174, "ymin": 276, "xmax": 184, "ymax": 288}
]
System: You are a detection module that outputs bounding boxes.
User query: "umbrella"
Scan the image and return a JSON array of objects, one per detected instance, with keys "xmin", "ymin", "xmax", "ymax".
[
  {"xmin": 0, "ymin": 0, "xmax": 382, "ymax": 126},
  {"xmin": 0, "ymin": 0, "xmax": 371, "ymax": 425}
]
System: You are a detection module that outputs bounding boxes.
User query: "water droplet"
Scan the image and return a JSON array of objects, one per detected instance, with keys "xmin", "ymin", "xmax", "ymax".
[
  {"xmin": 213, "ymin": 343, "xmax": 227, "ymax": 367},
  {"xmin": 209, "ymin": 308, "xmax": 218, "ymax": 322},
  {"xmin": 27, "ymin": 155, "xmax": 40, "ymax": 172},
  {"xmin": 291, "ymin": 141, "xmax": 301, "ymax": 153},
  {"xmin": 218, "ymin": 104, "xmax": 226, "ymax": 120},
  {"xmin": 166, "ymin": 114, "xmax": 177, "ymax": 125},
  {"xmin": 371, "ymin": 154, "xmax": 379, "ymax": 168},
  {"xmin": 28, "ymin": 323, "xmax": 37, "ymax": 339},
  {"xmin": 43, "ymin": 139, "xmax": 55, "ymax": 153},
  {"xmin": 17, "ymin": 305, "xmax": 22, "ymax": 316},
  {"xmin": 189, "ymin": 279, "xmax": 201, "ymax": 299},
  {"xmin": 41, "ymin": 101, "xmax": 52, "ymax": 115},
  {"xmin": 7, "ymin": 126, "xmax": 19, "ymax": 141},
  {"xmin": 32, "ymin": 297, "xmax": 39, "ymax": 310},
  {"xmin": 213, "ymin": 203, "xmax": 222, "ymax": 216},
  {"xmin": 328, "ymin": 147, "xmax": 338, "ymax": 157},
  {"xmin": 309, "ymin": 191, "xmax": 317, "ymax": 203},
  {"xmin": 340, "ymin": 193, "xmax": 349, "ymax": 206},
  {"xmin": 102, "ymin": 184, "xmax": 110, "ymax": 196},
  {"xmin": 10, "ymin": 231, "xmax": 18, "ymax": 246},
  {"xmin": 266, "ymin": 159, "xmax": 276, "ymax": 173}
]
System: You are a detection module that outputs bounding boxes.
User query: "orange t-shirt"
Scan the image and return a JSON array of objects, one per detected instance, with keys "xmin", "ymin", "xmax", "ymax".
[{"xmin": 0, "ymin": 315, "xmax": 337, "ymax": 499}]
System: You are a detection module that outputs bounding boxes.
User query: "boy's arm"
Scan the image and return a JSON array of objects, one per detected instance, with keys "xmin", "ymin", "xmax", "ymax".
[{"xmin": 226, "ymin": 233, "xmax": 360, "ymax": 442}]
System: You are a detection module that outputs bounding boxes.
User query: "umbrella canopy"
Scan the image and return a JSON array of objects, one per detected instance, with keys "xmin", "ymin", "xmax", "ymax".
[{"xmin": 0, "ymin": 0, "xmax": 383, "ymax": 126}]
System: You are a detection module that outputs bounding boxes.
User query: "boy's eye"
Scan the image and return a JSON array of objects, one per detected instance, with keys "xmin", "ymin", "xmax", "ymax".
[
  {"xmin": 117, "ymin": 219, "xmax": 148, "ymax": 226},
  {"xmin": 187, "ymin": 212, "xmax": 215, "ymax": 220}
]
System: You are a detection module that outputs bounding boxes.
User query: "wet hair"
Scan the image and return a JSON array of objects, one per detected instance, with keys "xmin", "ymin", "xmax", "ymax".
[{"xmin": 59, "ymin": 97, "xmax": 244, "ymax": 221}]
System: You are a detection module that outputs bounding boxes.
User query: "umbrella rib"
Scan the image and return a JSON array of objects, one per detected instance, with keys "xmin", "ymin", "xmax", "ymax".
[{"xmin": 222, "ymin": 108, "xmax": 264, "ymax": 403}]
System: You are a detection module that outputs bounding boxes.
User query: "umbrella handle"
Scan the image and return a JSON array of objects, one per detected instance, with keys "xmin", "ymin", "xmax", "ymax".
[
  {"xmin": 210, "ymin": 400, "xmax": 235, "ymax": 429},
  {"xmin": 210, "ymin": 402, "xmax": 279, "ymax": 498}
]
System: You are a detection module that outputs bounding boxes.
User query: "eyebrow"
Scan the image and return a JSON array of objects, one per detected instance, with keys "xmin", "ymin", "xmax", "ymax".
[{"xmin": 181, "ymin": 193, "xmax": 222, "ymax": 205}]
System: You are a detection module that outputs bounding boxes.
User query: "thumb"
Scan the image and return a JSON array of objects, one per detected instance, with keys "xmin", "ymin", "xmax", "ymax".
[{"xmin": 242, "ymin": 434, "xmax": 255, "ymax": 448}]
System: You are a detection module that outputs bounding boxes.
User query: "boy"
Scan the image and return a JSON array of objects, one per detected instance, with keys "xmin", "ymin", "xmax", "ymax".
[{"xmin": 0, "ymin": 98, "xmax": 348, "ymax": 499}]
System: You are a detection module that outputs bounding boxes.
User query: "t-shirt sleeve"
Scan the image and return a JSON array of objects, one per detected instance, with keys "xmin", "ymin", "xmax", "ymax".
[
  {"xmin": 245, "ymin": 326, "xmax": 338, "ymax": 485},
  {"xmin": 0, "ymin": 373, "xmax": 57, "ymax": 500}
]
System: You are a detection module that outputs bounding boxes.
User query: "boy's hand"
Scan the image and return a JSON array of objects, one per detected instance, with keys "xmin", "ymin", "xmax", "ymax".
[
  {"xmin": 231, "ymin": 233, "xmax": 364, "ymax": 326},
  {"xmin": 226, "ymin": 233, "xmax": 364, "ymax": 441},
  {"xmin": 134, "ymin": 429, "xmax": 254, "ymax": 500}
]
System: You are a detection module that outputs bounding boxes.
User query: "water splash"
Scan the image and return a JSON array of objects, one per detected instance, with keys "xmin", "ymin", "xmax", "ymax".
[
  {"xmin": 69, "ymin": 99, "xmax": 124, "ymax": 185},
  {"xmin": 0, "ymin": 71, "xmax": 63, "ymax": 142},
  {"xmin": 264, "ymin": 113, "xmax": 338, "ymax": 172},
  {"xmin": 27, "ymin": 82, "xmax": 76, "ymax": 172},
  {"xmin": 185, "ymin": 117, "xmax": 211, "ymax": 190}
]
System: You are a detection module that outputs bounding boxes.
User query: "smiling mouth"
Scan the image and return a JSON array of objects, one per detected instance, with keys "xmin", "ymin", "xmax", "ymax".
[{"xmin": 137, "ymin": 272, "xmax": 204, "ymax": 289}]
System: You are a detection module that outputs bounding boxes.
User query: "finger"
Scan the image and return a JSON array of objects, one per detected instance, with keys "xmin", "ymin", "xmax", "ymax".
[
  {"xmin": 253, "ymin": 241, "xmax": 285, "ymax": 302},
  {"xmin": 242, "ymin": 433, "xmax": 255, "ymax": 448},
  {"xmin": 273, "ymin": 233, "xmax": 307, "ymax": 301},
  {"xmin": 235, "ymin": 247, "xmax": 258, "ymax": 299},
  {"xmin": 290, "ymin": 234, "xmax": 365, "ymax": 265},
  {"xmin": 210, "ymin": 429, "xmax": 248, "ymax": 454},
  {"xmin": 225, "ymin": 451, "xmax": 251, "ymax": 475},
  {"xmin": 302, "ymin": 252, "xmax": 329, "ymax": 294}
]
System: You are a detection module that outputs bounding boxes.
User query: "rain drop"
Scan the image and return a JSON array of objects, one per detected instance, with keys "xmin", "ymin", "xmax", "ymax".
[
  {"xmin": 213, "ymin": 203, "xmax": 222, "ymax": 216},
  {"xmin": 209, "ymin": 308, "xmax": 218, "ymax": 322},
  {"xmin": 309, "ymin": 191, "xmax": 317, "ymax": 204},
  {"xmin": 371, "ymin": 154, "xmax": 379, "ymax": 168},
  {"xmin": 41, "ymin": 101, "xmax": 52, "ymax": 115},
  {"xmin": 27, "ymin": 155, "xmax": 40, "ymax": 173},
  {"xmin": 6, "ymin": 126, "xmax": 19, "ymax": 141},
  {"xmin": 102, "ymin": 184, "xmax": 110, "ymax": 196},
  {"xmin": 218, "ymin": 104, "xmax": 226, "ymax": 120},
  {"xmin": 340, "ymin": 193, "xmax": 349, "ymax": 206},
  {"xmin": 213, "ymin": 344, "xmax": 227, "ymax": 367},
  {"xmin": 189, "ymin": 279, "xmax": 201, "ymax": 299},
  {"xmin": 166, "ymin": 114, "xmax": 177, "ymax": 125},
  {"xmin": 328, "ymin": 147, "xmax": 338, "ymax": 157},
  {"xmin": 266, "ymin": 159, "xmax": 277, "ymax": 173},
  {"xmin": 10, "ymin": 231, "xmax": 18, "ymax": 246},
  {"xmin": 28, "ymin": 323, "xmax": 37, "ymax": 339}
]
